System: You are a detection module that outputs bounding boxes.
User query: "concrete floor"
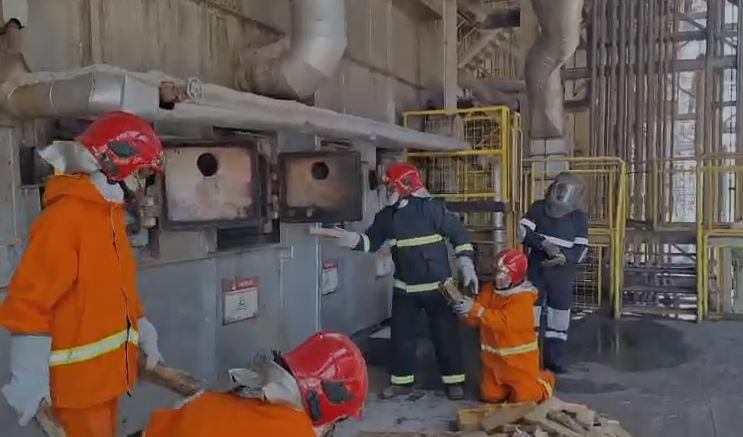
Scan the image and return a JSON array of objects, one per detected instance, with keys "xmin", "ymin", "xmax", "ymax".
[{"xmin": 336, "ymin": 315, "xmax": 743, "ymax": 437}]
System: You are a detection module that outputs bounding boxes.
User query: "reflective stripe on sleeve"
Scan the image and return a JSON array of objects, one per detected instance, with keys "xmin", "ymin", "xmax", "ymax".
[
  {"xmin": 519, "ymin": 218, "xmax": 537, "ymax": 231},
  {"xmin": 574, "ymin": 237, "xmax": 589, "ymax": 245},
  {"xmin": 539, "ymin": 234, "xmax": 575, "ymax": 248}
]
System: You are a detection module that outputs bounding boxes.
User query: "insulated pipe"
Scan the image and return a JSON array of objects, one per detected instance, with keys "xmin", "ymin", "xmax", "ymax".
[
  {"xmin": 248, "ymin": 0, "xmax": 347, "ymax": 100},
  {"xmin": 524, "ymin": 0, "xmax": 583, "ymax": 138},
  {"xmin": 0, "ymin": 65, "xmax": 468, "ymax": 151}
]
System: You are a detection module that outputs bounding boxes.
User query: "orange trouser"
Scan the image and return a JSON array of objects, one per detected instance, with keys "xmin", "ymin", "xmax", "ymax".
[
  {"xmin": 53, "ymin": 397, "xmax": 119, "ymax": 437},
  {"xmin": 481, "ymin": 368, "xmax": 555, "ymax": 403}
]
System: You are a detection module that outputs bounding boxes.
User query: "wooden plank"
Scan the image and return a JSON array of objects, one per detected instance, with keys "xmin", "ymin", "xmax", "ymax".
[
  {"xmin": 458, "ymin": 403, "xmax": 514, "ymax": 431},
  {"xmin": 359, "ymin": 432, "xmax": 485, "ymax": 437},
  {"xmin": 480, "ymin": 402, "xmax": 537, "ymax": 433},
  {"xmin": 522, "ymin": 399, "xmax": 585, "ymax": 437},
  {"xmin": 439, "ymin": 278, "xmax": 466, "ymax": 304},
  {"xmin": 35, "ymin": 404, "xmax": 66, "ymax": 437}
]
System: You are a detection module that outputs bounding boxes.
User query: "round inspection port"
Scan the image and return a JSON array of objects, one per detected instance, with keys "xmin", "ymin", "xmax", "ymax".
[
  {"xmin": 311, "ymin": 161, "xmax": 330, "ymax": 180},
  {"xmin": 197, "ymin": 153, "xmax": 219, "ymax": 177}
]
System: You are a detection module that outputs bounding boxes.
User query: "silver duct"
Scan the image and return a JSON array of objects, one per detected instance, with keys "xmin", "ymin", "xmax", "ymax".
[
  {"xmin": 524, "ymin": 0, "xmax": 583, "ymax": 138},
  {"xmin": 458, "ymin": 68, "xmax": 520, "ymax": 109},
  {"xmin": 241, "ymin": 0, "xmax": 347, "ymax": 100},
  {"xmin": 0, "ymin": 65, "xmax": 468, "ymax": 151}
]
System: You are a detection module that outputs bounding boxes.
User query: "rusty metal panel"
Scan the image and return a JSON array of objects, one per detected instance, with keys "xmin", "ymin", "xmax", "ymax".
[
  {"xmin": 163, "ymin": 141, "xmax": 261, "ymax": 227},
  {"xmin": 279, "ymin": 151, "xmax": 362, "ymax": 223}
]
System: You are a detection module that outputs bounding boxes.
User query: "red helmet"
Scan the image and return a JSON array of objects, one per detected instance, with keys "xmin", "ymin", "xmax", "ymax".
[
  {"xmin": 493, "ymin": 248, "xmax": 528, "ymax": 289},
  {"xmin": 76, "ymin": 111, "xmax": 164, "ymax": 181},
  {"xmin": 383, "ymin": 162, "xmax": 424, "ymax": 197},
  {"xmin": 281, "ymin": 331, "xmax": 368, "ymax": 426}
]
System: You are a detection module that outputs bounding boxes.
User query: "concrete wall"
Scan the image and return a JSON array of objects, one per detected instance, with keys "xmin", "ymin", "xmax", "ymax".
[{"xmin": 0, "ymin": 0, "xmax": 448, "ymax": 434}]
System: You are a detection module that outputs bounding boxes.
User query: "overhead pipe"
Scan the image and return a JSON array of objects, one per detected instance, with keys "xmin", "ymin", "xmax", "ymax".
[
  {"xmin": 524, "ymin": 0, "xmax": 583, "ymax": 138},
  {"xmin": 0, "ymin": 65, "xmax": 468, "ymax": 151},
  {"xmin": 240, "ymin": 0, "xmax": 347, "ymax": 100}
]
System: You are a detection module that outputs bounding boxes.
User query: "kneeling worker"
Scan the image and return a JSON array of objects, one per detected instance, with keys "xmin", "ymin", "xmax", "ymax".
[
  {"xmin": 452, "ymin": 248, "xmax": 554, "ymax": 403},
  {"xmin": 144, "ymin": 332, "xmax": 368, "ymax": 437}
]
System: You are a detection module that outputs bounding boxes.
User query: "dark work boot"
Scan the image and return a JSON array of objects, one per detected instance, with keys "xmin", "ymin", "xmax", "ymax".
[
  {"xmin": 445, "ymin": 384, "xmax": 465, "ymax": 400},
  {"xmin": 378, "ymin": 384, "xmax": 414, "ymax": 400}
]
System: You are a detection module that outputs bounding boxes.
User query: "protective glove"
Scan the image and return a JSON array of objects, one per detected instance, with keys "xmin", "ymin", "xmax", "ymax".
[
  {"xmin": 138, "ymin": 317, "xmax": 164, "ymax": 370},
  {"xmin": 2, "ymin": 335, "xmax": 52, "ymax": 426},
  {"xmin": 541, "ymin": 239, "xmax": 562, "ymax": 258},
  {"xmin": 337, "ymin": 229, "xmax": 361, "ymax": 249},
  {"xmin": 542, "ymin": 253, "xmax": 567, "ymax": 268},
  {"xmin": 458, "ymin": 256, "xmax": 479, "ymax": 295},
  {"xmin": 451, "ymin": 297, "xmax": 475, "ymax": 317}
]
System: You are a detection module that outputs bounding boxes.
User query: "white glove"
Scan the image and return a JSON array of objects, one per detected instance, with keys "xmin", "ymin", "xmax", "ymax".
[
  {"xmin": 337, "ymin": 230, "xmax": 361, "ymax": 249},
  {"xmin": 451, "ymin": 297, "xmax": 475, "ymax": 317},
  {"xmin": 541, "ymin": 239, "xmax": 562, "ymax": 258},
  {"xmin": 138, "ymin": 317, "xmax": 164, "ymax": 370},
  {"xmin": 2, "ymin": 335, "xmax": 51, "ymax": 426},
  {"xmin": 458, "ymin": 256, "xmax": 479, "ymax": 295}
]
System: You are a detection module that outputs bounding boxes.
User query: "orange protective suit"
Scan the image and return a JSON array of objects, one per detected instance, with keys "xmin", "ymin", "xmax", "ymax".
[
  {"xmin": 463, "ymin": 281, "xmax": 554, "ymax": 403},
  {"xmin": 0, "ymin": 175, "xmax": 144, "ymax": 431},
  {"xmin": 144, "ymin": 391, "xmax": 316, "ymax": 437}
]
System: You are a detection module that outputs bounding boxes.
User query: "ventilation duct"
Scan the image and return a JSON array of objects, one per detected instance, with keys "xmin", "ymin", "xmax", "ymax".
[
  {"xmin": 239, "ymin": 0, "xmax": 347, "ymax": 100},
  {"xmin": 0, "ymin": 65, "xmax": 468, "ymax": 151},
  {"xmin": 524, "ymin": 0, "xmax": 583, "ymax": 138}
]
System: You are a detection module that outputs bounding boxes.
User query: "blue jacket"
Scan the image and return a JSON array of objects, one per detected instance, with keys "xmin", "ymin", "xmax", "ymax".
[
  {"xmin": 352, "ymin": 197, "xmax": 474, "ymax": 292},
  {"xmin": 519, "ymin": 200, "xmax": 589, "ymax": 279}
]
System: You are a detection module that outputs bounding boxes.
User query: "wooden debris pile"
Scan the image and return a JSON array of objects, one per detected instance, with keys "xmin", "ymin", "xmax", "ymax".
[
  {"xmin": 360, "ymin": 398, "xmax": 631, "ymax": 437},
  {"xmin": 456, "ymin": 398, "xmax": 632, "ymax": 437}
]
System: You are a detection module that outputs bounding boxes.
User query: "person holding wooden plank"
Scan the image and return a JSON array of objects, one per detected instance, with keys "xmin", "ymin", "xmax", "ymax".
[
  {"xmin": 452, "ymin": 248, "xmax": 555, "ymax": 403},
  {"xmin": 0, "ymin": 111, "xmax": 166, "ymax": 436},
  {"xmin": 143, "ymin": 332, "xmax": 368, "ymax": 437}
]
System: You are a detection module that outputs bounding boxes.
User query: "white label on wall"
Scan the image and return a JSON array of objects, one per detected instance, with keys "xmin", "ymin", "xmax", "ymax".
[
  {"xmin": 222, "ymin": 277, "xmax": 259, "ymax": 324},
  {"xmin": 321, "ymin": 261, "xmax": 339, "ymax": 295}
]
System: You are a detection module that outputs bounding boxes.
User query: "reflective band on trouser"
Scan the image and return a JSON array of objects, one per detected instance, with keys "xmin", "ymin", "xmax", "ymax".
[
  {"xmin": 545, "ymin": 330, "xmax": 568, "ymax": 341},
  {"xmin": 49, "ymin": 328, "xmax": 139, "ymax": 367},
  {"xmin": 442, "ymin": 374, "xmax": 466, "ymax": 384},
  {"xmin": 389, "ymin": 234, "xmax": 443, "ymax": 248},
  {"xmin": 481, "ymin": 341, "xmax": 538, "ymax": 356},
  {"xmin": 390, "ymin": 375, "xmax": 414, "ymax": 385},
  {"xmin": 538, "ymin": 377, "xmax": 553, "ymax": 398},
  {"xmin": 361, "ymin": 234, "xmax": 371, "ymax": 252},
  {"xmin": 393, "ymin": 279, "xmax": 443, "ymax": 293},
  {"xmin": 533, "ymin": 306, "xmax": 542, "ymax": 328},
  {"xmin": 546, "ymin": 307, "xmax": 570, "ymax": 331},
  {"xmin": 454, "ymin": 243, "xmax": 474, "ymax": 254}
]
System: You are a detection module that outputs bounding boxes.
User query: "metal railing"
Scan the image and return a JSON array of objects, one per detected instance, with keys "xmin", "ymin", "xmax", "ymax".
[
  {"xmin": 524, "ymin": 157, "xmax": 628, "ymax": 316},
  {"xmin": 696, "ymin": 155, "xmax": 743, "ymax": 321},
  {"xmin": 403, "ymin": 106, "xmax": 520, "ymax": 277}
]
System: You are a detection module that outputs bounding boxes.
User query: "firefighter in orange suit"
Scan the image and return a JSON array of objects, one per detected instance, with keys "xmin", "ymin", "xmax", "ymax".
[
  {"xmin": 452, "ymin": 248, "xmax": 555, "ymax": 403},
  {"xmin": 144, "ymin": 332, "xmax": 368, "ymax": 437},
  {"xmin": 0, "ymin": 111, "xmax": 166, "ymax": 436}
]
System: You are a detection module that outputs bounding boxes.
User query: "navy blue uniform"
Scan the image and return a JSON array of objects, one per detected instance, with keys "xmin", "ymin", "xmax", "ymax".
[
  {"xmin": 519, "ymin": 199, "xmax": 588, "ymax": 370},
  {"xmin": 353, "ymin": 196, "xmax": 474, "ymax": 386}
]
